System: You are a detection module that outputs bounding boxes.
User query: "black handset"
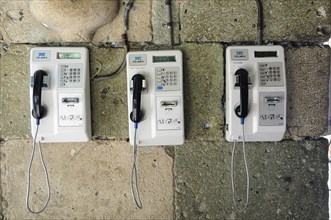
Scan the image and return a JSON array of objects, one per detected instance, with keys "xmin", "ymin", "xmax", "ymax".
[
  {"xmin": 130, "ymin": 74, "xmax": 144, "ymax": 123},
  {"xmin": 32, "ymin": 70, "xmax": 47, "ymax": 120},
  {"xmin": 234, "ymin": 69, "xmax": 249, "ymax": 119}
]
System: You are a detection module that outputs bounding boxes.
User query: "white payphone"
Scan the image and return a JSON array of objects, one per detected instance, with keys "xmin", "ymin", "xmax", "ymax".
[
  {"xmin": 27, "ymin": 47, "xmax": 91, "ymax": 214},
  {"xmin": 225, "ymin": 45, "xmax": 286, "ymax": 142},
  {"xmin": 126, "ymin": 50, "xmax": 184, "ymax": 209},
  {"xmin": 30, "ymin": 47, "xmax": 91, "ymax": 142},
  {"xmin": 126, "ymin": 50, "xmax": 184, "ymax": 146},
  {"xmin": 225, "ymin": 45, "xmax": 287, "ymax": 212}
]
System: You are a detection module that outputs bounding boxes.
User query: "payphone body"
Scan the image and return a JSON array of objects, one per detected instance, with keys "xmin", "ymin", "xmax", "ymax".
[
  {"xmin": 126, "ymin": 50, "xmax": 184, "ymax": 146},
  {"xmin": 225, "ymin": 46, "xmax": 286, "ymax": 142},
  {"xmin": 30, "ymin": 47, "xmax": 91, "ymax": 142}
]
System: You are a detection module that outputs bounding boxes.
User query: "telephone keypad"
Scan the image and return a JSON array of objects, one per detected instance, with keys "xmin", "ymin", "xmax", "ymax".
[
  {"xmin": 259, "ymin": 62, "xmax": 284, "ymax": 87},
  {"xmin": 156, "ymin": 67, "xmax": 180, "ymax": 91},
  {"xmin": 59, "ymin": 64, "xmax": 83, "ymax": 88}
]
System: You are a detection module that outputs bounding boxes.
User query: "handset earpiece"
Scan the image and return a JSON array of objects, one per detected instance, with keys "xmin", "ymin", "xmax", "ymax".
[
  {"xmin": 130, "ymin": 74, "xmax": 145, "ymax": 123},
  {"xmin": 32, "ymin": 70, "xmax": 47, "ymax": 121},
  {"xmin": 234, "ymin": 68, "xmax": 249, "ymax": 119}
]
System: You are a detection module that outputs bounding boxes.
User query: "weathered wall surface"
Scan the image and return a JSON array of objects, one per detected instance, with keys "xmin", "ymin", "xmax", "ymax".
[
  {"xmin": 0, "ymin": 0, "xmax": 330, "ymax": 219},
  {"xmin": 1, "ymin": 140, "xmax": 173, "ymax": 219},
  {"xmin": 175, "ymin": 140, "xmax": 328, "ymax": 220}
]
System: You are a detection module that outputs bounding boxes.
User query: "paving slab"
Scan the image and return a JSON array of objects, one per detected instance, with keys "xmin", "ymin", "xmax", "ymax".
[
  {"xmin": 0, "ymin": 140, "xmax": 173, "ymax": 219},
  {"xmin": 174, "ymin": 139, "xmax": 328, "ymax": 219}
]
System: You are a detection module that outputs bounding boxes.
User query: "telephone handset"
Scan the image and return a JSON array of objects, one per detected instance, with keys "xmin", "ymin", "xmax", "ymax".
[
  {"xmin": 130, "ymin": 74, "xmax": 145, "ymax": 123},
  {"xmin": 234, "ymin": 69, "xmax": 249, "ymax": 120},
  {"xmin": 32, "ymin": 70, "xmax": 48, "ymax": 121}
]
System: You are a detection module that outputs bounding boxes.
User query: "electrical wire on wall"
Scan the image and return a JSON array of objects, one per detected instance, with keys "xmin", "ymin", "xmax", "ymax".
[
  {"xmin": 255, "ymin": 0, "xmax": 263, "ymax": 45},
  {"xmin": 93, "ymin": 0, "xmax": 135, "ymax": 81},
  {"xmin": 325, "ymin": 38, "xmax": 331, "ymax": 134},
  {"xmin": 165, "ymin": 0, "xmax": 174, "ymax": 47}
]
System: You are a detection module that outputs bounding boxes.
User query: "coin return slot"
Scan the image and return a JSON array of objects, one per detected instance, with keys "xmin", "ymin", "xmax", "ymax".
[
  {"xmin": 161, "ymin": 101, "xmax": 177, "ymax": 107},
  {"xmin": 62, "ymin": 97, "xmax": 79, "ymax": 103},
  {"xmin": 264, "ymin": 97, "xmax": 281, "ymax": 103}
]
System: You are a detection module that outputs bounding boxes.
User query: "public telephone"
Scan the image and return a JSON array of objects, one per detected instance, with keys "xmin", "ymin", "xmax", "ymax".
[
  {"xmin": 226, "ymin": 45, "xmax": 287, "ymax": 212},
  {"xmin": 126, "ymin": 50, "xmax": 184, "ymax": 209},
  {"xmin": 126, "ymin": 50, "xmax": 184, "ymax": 146},
  {"xmin": 27, "ymin": 47, "xmax": 91, "ymax": 214},
  {"xmin": 225, "ymin": 45, "xmax": 287, "ymax": 142},
  {"xmin": 30, "ymin": 47, "xmax": 91, "ymax": 142}
]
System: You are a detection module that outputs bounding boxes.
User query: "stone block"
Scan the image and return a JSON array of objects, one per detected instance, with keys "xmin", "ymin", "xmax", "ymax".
[
  {"xmin": 29, "ymin": 0, "xmax": 119, "ymax": 42},
  {"xmin": 174, "ymin": 140, "xmax": 328, "ymax": 219},
  {"xmin": 152, "ymin": 0, "xmax": 180, "ymax": 45},
  {"xmin": 180, "ymin": 43, "xmax": 224, "ymax": 141},
  {"xmin": 263, "ymin": 0, "xmax": 331, "ymax": 42},
  {"xmin": 285, "ymin": 46, "xmax": 330, "ymax": 138},
  {"xmin": 0, "ymin": 44, "xmax": 32, "ymax": 138},
  {"xmin": 92, "ymin": 0, "xmax": 153, "ymax": 44},
  {"xmin": 1, "ymin": 140, "xmax": 173, "ymax": 219},
  {"xmin": 90, "ymin": 47, "xmax": 128, "ymax": 139},
  {"xmin": 180, "ymin": 0, "xmax": 257, "ymax": 43},
  {"xmin": 0, "ymin": 0, "xmax": 152, "ymax": 43},
  {"xmin": 0, "ymin": 1, "xmax": 61, "ymax": 43},
  {"xmin": 179, "ymin": 0, "xmax": 331, "ymax": 43}
]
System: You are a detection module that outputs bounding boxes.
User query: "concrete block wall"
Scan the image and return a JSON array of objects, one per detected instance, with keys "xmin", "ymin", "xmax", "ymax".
[{"xmin": 0, "ymin": 0, "xmax": 330, "ymax": 219}]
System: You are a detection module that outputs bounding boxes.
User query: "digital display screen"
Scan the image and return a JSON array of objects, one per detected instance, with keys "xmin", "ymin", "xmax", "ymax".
[
  {"xmin": 153, "ymin": 56, "xmax": 176, "ymax": 63},
  {"xmin": 57, "ymin": 52, "xmax": 81, "ymax": 59},
  {"xmin": 255, "ymin": 51, "xmax": 277, "ymax": 58}
]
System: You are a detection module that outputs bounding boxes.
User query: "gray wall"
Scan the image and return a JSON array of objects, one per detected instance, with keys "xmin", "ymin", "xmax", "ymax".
[{"xmin": 0, "ymin": 0, "xmax": 330, "ymax": 219}]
